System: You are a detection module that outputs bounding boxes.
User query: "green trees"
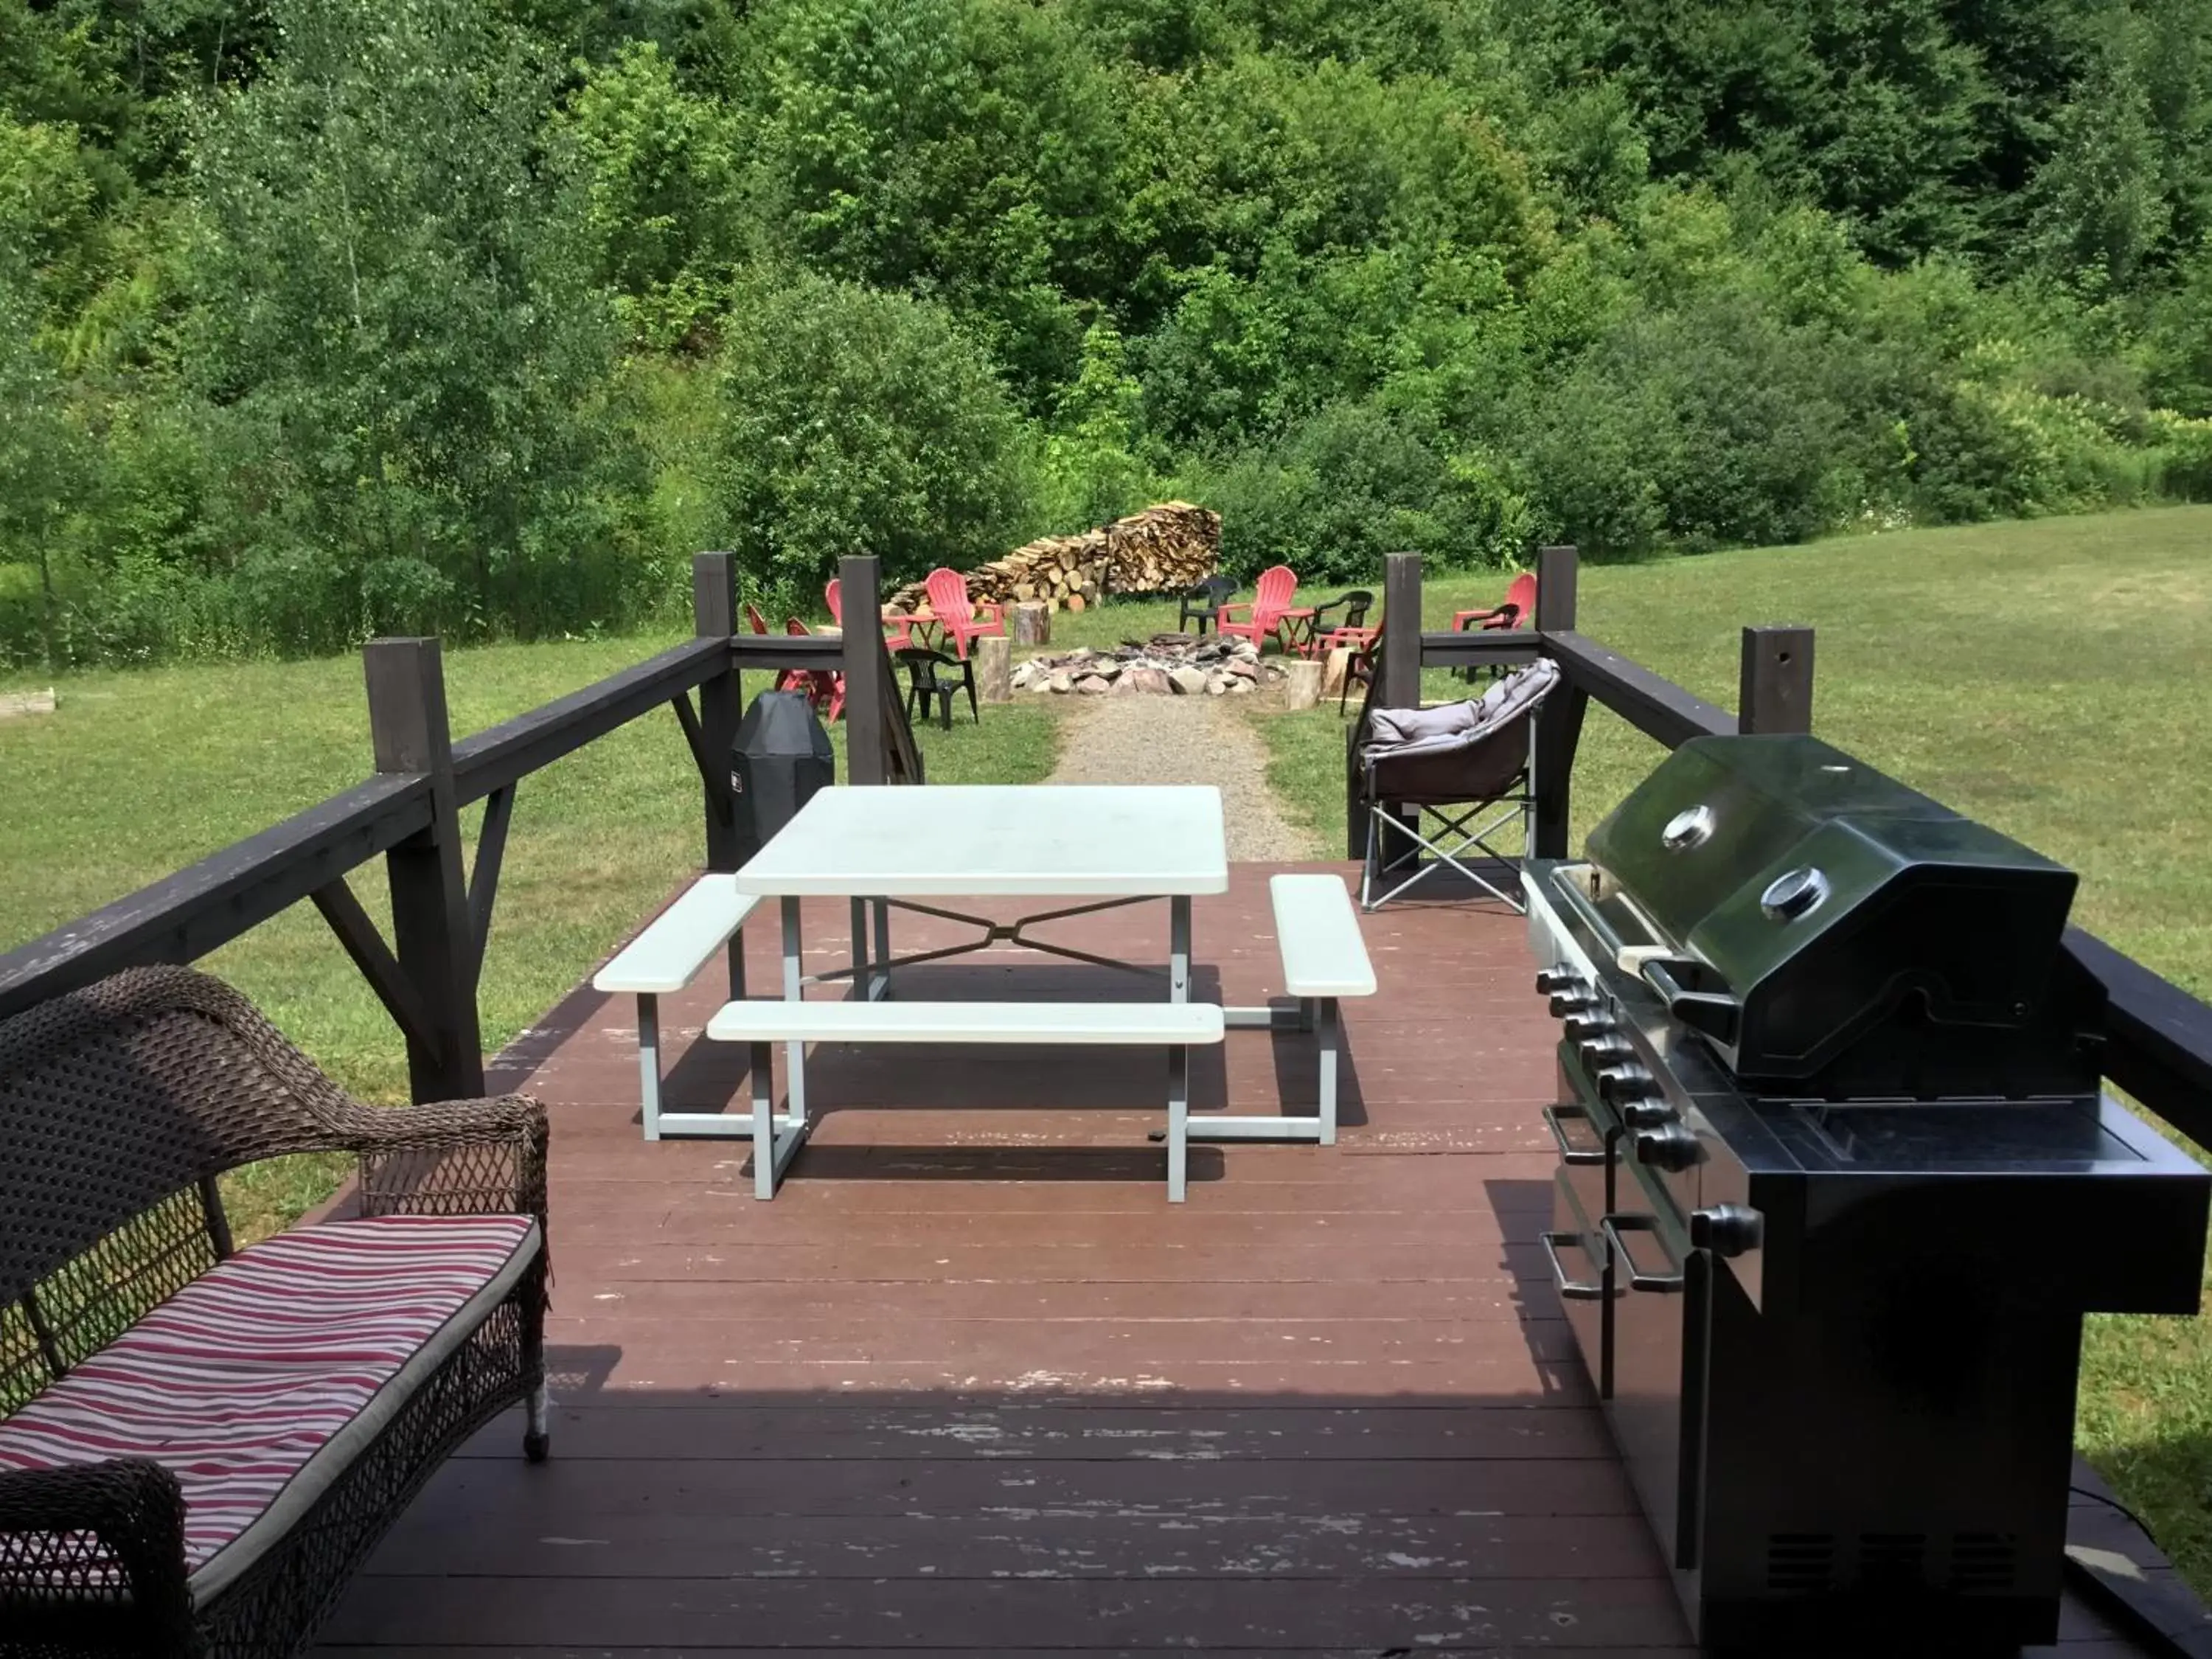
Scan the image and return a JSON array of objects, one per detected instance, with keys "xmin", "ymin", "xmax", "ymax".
[
  {"xmin": 185, "ymin": 0, "xmax": 632, "ymax": 651},
  {"xmin": 9, "ymin": 0, "xmax": 2212, "ymax": 666},
  {"xmin": 709, "ymin": 269, "xmax": 1029, "ymax": 589}
]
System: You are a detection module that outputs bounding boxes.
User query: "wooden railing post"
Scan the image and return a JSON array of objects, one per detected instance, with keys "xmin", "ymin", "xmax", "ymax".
[
  {"xmin": 1352, "ymin": 553, "xmax": 1425, "ymax": 868},
  {"xmin": 1739, "ymin": 625, "xmax": 1815, "ymax": 734},
  {"xmin": 1532, "ymin": 545, "xmax": 1586, "ymax": 859},
  {"xmin": 364, "ymin": 638, "xmax": 485, "ymax": 1102},
  {"xmin": 841, "ymin": 554, "xmax": 887, "ymax": 785},
  {"xmin": 1380, "ymin": 552, "xmax": 1422, "ymax": 708},
  {"xmin": 693, "ymin": 553, "xmax": 743, "ymax": 869}
]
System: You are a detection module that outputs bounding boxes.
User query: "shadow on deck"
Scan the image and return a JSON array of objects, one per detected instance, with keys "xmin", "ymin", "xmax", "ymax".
[{"xmin": 316, "ymin": 863, "xmax": 2167, "ymax": 1656}]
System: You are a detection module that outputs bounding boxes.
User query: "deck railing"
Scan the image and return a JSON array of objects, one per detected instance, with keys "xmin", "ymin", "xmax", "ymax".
[
  {"xmin": 0, "ymin": 552, "xmax": 917, "ymax": 1097},
  {"xmin": 1354, "ymin": 543, "xmax": 2212, "ymax": 1154},
  {"xmin": 2, "ymin": 543, "xmax": 2208, "ymax": 1155}
]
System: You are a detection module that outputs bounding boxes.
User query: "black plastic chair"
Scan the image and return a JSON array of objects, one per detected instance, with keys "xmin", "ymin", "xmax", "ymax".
[
  {"xmin": 1179, "ymin": 574, "xmax": 1237, "ymax": 633},
  {"xmin": 1306, "ymin": 588, "xmax": 1373, "ymax": 647},
  {"xmin": 1339, "ymin": 636, "xmax": 1377, "ymax": 717},
  {"xmin": 897, "ymin": 646, "xmax": 978, "ymax": 731}
]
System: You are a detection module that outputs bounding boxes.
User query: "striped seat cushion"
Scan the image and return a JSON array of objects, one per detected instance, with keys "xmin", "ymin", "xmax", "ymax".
[{"xmin": 0, "ymin": 1212, "xmax": 539, "ymax": 1594}]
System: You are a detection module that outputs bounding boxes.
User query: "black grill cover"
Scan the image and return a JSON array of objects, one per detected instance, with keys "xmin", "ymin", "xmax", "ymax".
[
  {"xmin": 1586, "ymin": 734, "xmax": 2105, "ymax": 1095},
  {"xmin": 731, "ymin": 691, "xmax": 835, "ymax": 863}
]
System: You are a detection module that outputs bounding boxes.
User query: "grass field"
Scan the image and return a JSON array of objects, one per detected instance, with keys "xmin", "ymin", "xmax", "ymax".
[
  {"xmin": 0, "ymin": 633, "xmax": 1060, "ymax": 1233},
  {"xmin": 1253, "ymin": 505, "xmax": 2212, "ymax": 1585}
]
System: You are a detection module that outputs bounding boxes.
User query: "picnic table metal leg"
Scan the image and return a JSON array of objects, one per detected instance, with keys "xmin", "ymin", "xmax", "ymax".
[
  {"xmin": 750, "ymin": 1041, "xmax": 779, "ymax": 1198},
  {"xmin": 635, "ymin": 992, "xmax": 661, "ymax": 1142},
  {"xmin": 781, "ymin": 895, "xmax": 807, "ymax": 1123},
  {"xmin": 872, "ymin": 899, "xmax": 891, "ymax": 998},
  {"xmin": 1169, "ymin": 895, "xmax": 1191, "ymax": 1004},
  {"xmin": 849, "ymin": 897, "xmax": 869, "ymax": 1002},
  {"xmin": 726, "ymin": 933, "xmax": 746, "ymax": 1002},
  {"xmin": 1167, "ymin": 1043, "xmax": 1189, "ymax": 1203},
  {"xmin": 1316, "ymin": 996, "xmax": 1340, "ymax": 1146}
]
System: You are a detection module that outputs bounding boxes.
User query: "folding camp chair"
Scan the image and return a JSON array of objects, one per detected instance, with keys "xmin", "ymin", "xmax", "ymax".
[{"xmin": 1354, "ymin": 659, "xmax": 1561, "ymax": 912}]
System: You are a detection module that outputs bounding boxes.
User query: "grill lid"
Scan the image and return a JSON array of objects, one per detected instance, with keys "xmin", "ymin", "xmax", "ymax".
[{"xmin": 1585, "ymin": 735, "xmax": 2103, "ymax": 1093}]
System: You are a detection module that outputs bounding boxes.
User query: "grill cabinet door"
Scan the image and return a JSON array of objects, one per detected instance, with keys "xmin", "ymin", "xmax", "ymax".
[{"xmin": 1604, "ymin": 1163, "xmax": 1697, "ymax": 1569}]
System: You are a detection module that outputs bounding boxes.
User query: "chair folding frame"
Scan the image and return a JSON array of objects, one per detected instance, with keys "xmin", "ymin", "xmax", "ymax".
[{"xmin": 1360, "ymin": 780, "xmax": 1534, "ymax": 912}]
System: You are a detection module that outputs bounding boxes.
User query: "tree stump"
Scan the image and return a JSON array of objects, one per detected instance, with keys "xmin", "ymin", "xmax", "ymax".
[
  {"xmin": 1319, "ymin": 647, "xmax": 1354, "ymax": 702},
  {"xmin": 975, "ymin": 634, "xmax": 1012, "ymax": 705},
  {"xmin": 1282, "ymin": 657, "xmax": 1324, "ymax": 712},
  {"xmin": 1010, "ymin": 601, "xmax": 1051, "ymax": 647}
]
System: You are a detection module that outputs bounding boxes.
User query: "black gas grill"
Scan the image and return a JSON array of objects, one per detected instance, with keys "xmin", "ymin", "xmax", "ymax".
[{"xmin": 1523, "ymin": 734, "xmax": 2209, "ymax": 1654}]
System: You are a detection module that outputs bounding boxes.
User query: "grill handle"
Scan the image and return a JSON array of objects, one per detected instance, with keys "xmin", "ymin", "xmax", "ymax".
[
  {"xmin": 1638, "ymin": 957, "xmax": 1741, "ymax": 1046},
  {"xmin": 1601, "ymin": 1212, "xmax": 1686, "ymax": 1293},
  {"xmin": 1539, "ymin": 1230, "xmax": 1607, "ymax": 1301},
  {"xmin": 1543, "ymin": 1104, "xmax": 1608, "ymax": 1166},
  {"xmin": 1549, "ymin": 866, "xmax": 1632, "ymax": 959}
]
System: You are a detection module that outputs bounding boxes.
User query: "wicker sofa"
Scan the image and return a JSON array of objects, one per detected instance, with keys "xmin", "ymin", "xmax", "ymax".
[{"xmin": 0, "ymin": 967, "xmax": 549, "ymax": 1658}]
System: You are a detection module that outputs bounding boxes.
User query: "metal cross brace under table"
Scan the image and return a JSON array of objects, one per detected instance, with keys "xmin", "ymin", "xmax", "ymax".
[
  {"xmin": 806, "ymin": 893, "xmax": 1189, "ymax": 993},
  {"xmin": 731, "ymin": 785, "xmax": 1229, "ymax": 1150}
]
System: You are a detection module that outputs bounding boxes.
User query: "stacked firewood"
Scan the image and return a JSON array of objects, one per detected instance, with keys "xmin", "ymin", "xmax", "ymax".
[{"xmin": 886, "ymin": 503, "xmax": 1221, "ymax": 615}]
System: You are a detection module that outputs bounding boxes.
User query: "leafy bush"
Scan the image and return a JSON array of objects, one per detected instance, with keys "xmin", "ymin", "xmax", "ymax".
[
  {"xmin": 1519, "ymin": 296, "xmax": 1859, "ymax": 556},
  {"xmin": 1193, "ymin": 400, "xmax": 1526, "ymax": 582},
  {"xmin": 708, "ymin": 268, "xmax": 1029, "ymax": 592}
]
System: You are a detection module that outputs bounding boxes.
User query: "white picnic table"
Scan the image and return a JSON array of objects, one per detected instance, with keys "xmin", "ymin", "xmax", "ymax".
[{"xmin": 731, "ymin": 785, "xmax": 1230, "ymax": 1116}]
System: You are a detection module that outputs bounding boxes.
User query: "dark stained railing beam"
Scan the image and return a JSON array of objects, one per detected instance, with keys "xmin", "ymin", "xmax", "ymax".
[
  {"xmin": 366, "ymin": 637, "xmax": 484, "ymax": 1102},
  {"xmin": 1414, "ymin": 633, "xmax": 1545, "ymax": 667},
  {"xmin": 1739, "ymin": 625, "xmax": 1816, "ymax": 735},
  {"xmin": 0, "ymin": 773, "xmax": 433, "ymax": 1023},
  {"xmin": 2065, "ymin": 928, "xmax": 2212, "ymax": 1147},
  {"xmin": 310, "ymin": 875, "xmax": 437, "ymax": 1054},
  {"xmin": 466, "ymin": 784, "xmax": 515, "ymax": 975},
  {"xmin": 451, "ymin": 637, "xmax": 728, "ymax": 805},
  {"xmin": 693, "ymin": 554, "xmax": 744, "ymax": 871},
  {"xmin": 1543, "ymin": 630, "xmax": 1734, "ymax": 749},
  {"xmin": 1531, "ymin": 546, "xmax": 1585, "ymax": 858}
]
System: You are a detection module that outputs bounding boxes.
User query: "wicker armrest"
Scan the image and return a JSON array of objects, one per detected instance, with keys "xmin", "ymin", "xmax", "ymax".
[
  {"xmin": 333, "ymin": 1093, "xmax": 549, "ymax": 1224},
  {"xmin": 0, "ymin": 1461, "xmax": 195, "ymax": 1649}
]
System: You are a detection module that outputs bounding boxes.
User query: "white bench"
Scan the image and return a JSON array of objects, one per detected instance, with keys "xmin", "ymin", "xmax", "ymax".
[
  {"xmin": 706, "ymin": 1000, "xmax": 1227, "ymax": 1200},
  {"xmin": 591, "ymin": 874, "xmax": 761, "ymax": 1140},
  {"xmin": 1208, "ymin": 873, "xmax": 1377, "ymax": 1146}
]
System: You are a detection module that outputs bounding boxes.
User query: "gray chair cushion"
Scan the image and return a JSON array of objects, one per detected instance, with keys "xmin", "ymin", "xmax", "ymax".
[{"xmin": 1361, "ymin": 659, "xmax": 1561, "ymax": 765}]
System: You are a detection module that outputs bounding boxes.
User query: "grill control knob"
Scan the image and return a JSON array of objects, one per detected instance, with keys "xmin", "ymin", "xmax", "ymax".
[
  {"xmin": 1621, "ymin": 1101, "xmax": 1678, "ymax": 1131},
  {"xmin": 1561, "ymin": 1011, "xmax": 1613, "ymax": 1042},
  {"xmin": 1635, "ymin": 1124, "xmax": 1702, "ymax": 1172},
  {"xmin": 1760, "ymin": 866, "xmax": 1831, "ymax": 922},
  {"xmin": 1547, "ymin": 990, "xmax": 1599, "ymax": 1018},
  {"xmin": 1594, "ymin": 1063, "xmax": 1655, "ymax": 1105},
  {"xmin": 1691, "ymin": 1204, "xmax": 1764, "ymax": 1258},
  {"xmin": 1576, "ymin": 1034, "xmax": 1632, "ymax": 1070},
  {"xmin": 1534, "ymin": 968, "xmax": 1583, "ymax": 996}
]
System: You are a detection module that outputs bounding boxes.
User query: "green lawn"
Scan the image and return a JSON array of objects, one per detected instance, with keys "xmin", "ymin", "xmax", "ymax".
[
  {"xmin": 0, "ymin": 633, "xmax": 1060, "ymax": 1234},
  {"xmin": 1253, "ymin": 505, "xmax": 2212, "ymax": 1585}
]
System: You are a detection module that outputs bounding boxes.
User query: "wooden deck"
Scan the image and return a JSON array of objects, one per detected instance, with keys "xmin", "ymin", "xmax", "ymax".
[{"xmin": 319, "ymin": 863, "xmax": 2174, "ymax": 1656}]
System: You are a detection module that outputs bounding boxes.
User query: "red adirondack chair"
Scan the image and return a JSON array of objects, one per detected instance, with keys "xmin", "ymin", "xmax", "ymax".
[
  {"xmin": 828, "ymin": 576, "xmax": 913, "ymax": 652},
  {"xmin": 744, "ymin": 602, "xmax": 773, "ymax": 636},
  {"xmin": 784, "ymin": 617, "xmax": 844, "ymax": 722},
  {"xmin": 922, "ymin": 568, "xmax": 1005, "ymax": 660},
  {"xmin": 1453, "ymin": 571, "xmax": 1537, "ymax": 634},
  {"xmin": 1217, "ymin": 566, "xmax": 1314, "ymax": 653},
  {"xmin": 1452, "ymin": 570, "xmax": 1537, "ymax": 685}
]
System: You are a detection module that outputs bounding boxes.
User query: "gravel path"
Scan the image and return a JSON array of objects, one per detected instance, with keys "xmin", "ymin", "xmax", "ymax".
[{"xmin": 1043, "ymin": 694, "xmax": 1321, "ymax": 861}]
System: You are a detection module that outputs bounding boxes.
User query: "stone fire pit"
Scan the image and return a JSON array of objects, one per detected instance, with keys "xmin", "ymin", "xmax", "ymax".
[{"xmin": 1011, "ymin": 633, "xmax": 1289, "ymax": 697}]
